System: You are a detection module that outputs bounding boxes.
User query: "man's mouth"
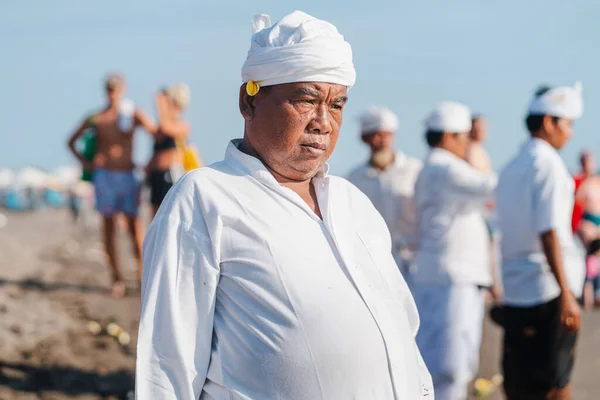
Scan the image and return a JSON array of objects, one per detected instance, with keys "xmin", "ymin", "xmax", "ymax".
[{"xmin": 300, "ymin": 142, "xmax": 327, "ymax": 152}]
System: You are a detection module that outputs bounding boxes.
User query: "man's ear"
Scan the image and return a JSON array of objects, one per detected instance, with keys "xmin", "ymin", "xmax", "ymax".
[
  {"xmin": 542, "ymin": 114, "xmax": 556, "ymax": 134},
  {"xmin": 239, "ymin": 84, "xmax": 254, "ymax": 121}
]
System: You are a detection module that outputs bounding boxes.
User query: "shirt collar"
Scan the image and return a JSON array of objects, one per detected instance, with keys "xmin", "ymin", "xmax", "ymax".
[
  {"xmin": 527, "ymin": 137, "xmax": 557, "ymax": 152},
  {"xmin": 224, "ymin": 139, "xmax": 330, "ymax": 189},
  {"xmin": 428, "ymin": 147, "xmax": 462, "ymax": 164}
]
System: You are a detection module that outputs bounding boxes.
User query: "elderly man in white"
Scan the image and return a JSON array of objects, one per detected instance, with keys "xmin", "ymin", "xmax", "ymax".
[
  {"xmin": 496, "ymin": 83, "xmax": 584, "ymax": 400},
  {"xmin": 411, "ymin": 102, "xmax": 497, "ymax": 400},
  {"xmin": 348, "ymin": 107, "xmax": 423, "ymax": 277},
  {"xmin": 136, "ymin": 11, "xmax": 433, "ymax": 400}
]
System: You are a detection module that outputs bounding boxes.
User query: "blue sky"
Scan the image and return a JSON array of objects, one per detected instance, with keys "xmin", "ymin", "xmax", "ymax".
[{"xmin": 1, "ymin": 0, "xmax": 598, "ymax": 175}]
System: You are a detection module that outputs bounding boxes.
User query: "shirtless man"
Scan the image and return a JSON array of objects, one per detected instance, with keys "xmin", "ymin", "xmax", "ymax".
[{"xmin": 68, "ymin": 73, "xmax": 155, "ymax": 297}]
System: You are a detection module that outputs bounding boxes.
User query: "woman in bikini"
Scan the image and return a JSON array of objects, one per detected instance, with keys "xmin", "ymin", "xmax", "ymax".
[{"xmin": 146, "ymin": 84, "xmax": 192, "ymax": 217}]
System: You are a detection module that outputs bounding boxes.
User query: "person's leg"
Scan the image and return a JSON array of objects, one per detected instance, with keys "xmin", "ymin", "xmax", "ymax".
[
  {"xmin": 435, "ymin": 284, "xmax": 485, "ymax": 400},
  {"xmin": 121, "ymin": 171, "xmax": 144, "ymax": 285},
  {"xmin": 583, "ymin": 281, "xmax": 594, "ymax": 310},
  {"xmin": 102, "ymin": 215, "xmax": 125, "ymax": 297},
  {"xmin": 413, "ymin": 285, "xmax": 458, "ymax": 398},
  {"xmin": 126, "ymin": 215, "xmax": 143, "ymax": 284},
  {"xmin": 94, "ymin": 170, "xmax": 125, "ymax": 297},
  {"xmin": 149, "ymin": 169, "xmax": 173, "ymax": 219},
  {"xmin": 433, "ymin": 378, "xmax": 468, "ymax": 400},
  {"xmin": 593, "ymin": 275, "xmax": 600, "ymax": 307},
  {"xmin": 503, "ymin": 298, "xmax": 577, "ymax": 400}
]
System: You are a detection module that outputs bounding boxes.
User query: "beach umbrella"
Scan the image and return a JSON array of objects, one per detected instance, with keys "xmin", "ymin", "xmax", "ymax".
[
  {"xmin": 0, "ymin": 169, "xmax": 15, "ymax": 189},
  {"xmin": 16, "ymin": 167, "xmax": 48, "ymax": 188},
  {"xmin": 52, "ymin": 166, "xmax": 81, "ymax": 188}
]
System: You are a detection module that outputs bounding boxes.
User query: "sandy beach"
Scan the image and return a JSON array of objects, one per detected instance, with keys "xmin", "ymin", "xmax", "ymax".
[
  {"xmin": 0, "ymin": 209, "xmax": 598, "ymax": 399},
  {"xmin": 0, "ymin": 210, "xmax": 139, "ymax": 399}
]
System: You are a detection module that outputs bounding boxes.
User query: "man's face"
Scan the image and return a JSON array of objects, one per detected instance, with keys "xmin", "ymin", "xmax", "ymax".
[
  {"xmin": 443, "ymin": 131, "xmax": 470, "ymax": 159},
  {"xmin": 545, "ymin": 116, "xmax": 573, "ymax": 150},
  {"xmin": 106, "ymin": 84, "xmax": 125, "ymax": 105},
  {"xmin": 470, "ymin": 118, "xmax": 487, "ymax": 142},
  {"xmin": 240, "ymin": 82, "xmax": 348, "ymax": 181},
  {"xmin": 361, "ymin": 130, "xmax": 394, "ymax": 153}
]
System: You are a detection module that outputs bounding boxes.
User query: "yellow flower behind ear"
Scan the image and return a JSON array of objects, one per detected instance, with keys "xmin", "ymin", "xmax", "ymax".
[{"xmin": 246, "ymin": 80, "xmax": 261, "ymax": 96}]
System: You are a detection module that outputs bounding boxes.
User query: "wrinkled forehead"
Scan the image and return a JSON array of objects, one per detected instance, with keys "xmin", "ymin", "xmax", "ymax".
[{"xmin": 268, "ymin": 81, "xmax": 348, "ymax": 99}]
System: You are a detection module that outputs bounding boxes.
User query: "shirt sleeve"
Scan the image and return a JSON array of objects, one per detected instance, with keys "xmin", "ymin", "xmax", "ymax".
[
  {"xmin": 136, "ymin": 180, "xmax": 220, "ymax": 399},
  {"xmin": 445, "ymin": 160, "xmax": 497, "ymax": 204},
  {"xmin": 533, "ymin": 161, "xmax": 563, "ymax": 234}
]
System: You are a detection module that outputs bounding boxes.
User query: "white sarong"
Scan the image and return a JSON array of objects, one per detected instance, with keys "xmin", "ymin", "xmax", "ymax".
[{"xmin": 412, "ymin": 283, "xmax": 485, "ymax": 400}]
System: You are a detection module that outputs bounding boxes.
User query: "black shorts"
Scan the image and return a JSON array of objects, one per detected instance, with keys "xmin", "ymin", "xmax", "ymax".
[
  {"xmin": 149, "ymin": 169, "xmax": 174, "ymax": 207},
  {"xmin": 502, "ymin": 297, "xmax": 578, "ymax": 393}
]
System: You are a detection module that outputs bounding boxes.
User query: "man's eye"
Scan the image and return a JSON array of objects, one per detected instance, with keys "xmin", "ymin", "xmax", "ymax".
[{"xmin": 331, "ymin": 104, "xmax": 343, "ymax": 110}]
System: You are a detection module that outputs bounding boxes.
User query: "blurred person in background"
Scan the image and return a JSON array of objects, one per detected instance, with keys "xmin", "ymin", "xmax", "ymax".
[
  {"xmin": 466, "ymin": 114, "xmax": 502, "ymax": 301},
  {"xmin": 571, "ymin": 150, "xmax": 596, "ymax": 233},
  {"xmin": 574, "ymin": 151, "xmax": 600, "ymax": 245},
  {"xmin": 583, "ymin": 239, "xmax": 600, "ymax": 309},
  {"xmin": 574, "ymin": 151, "xmax": 600, "ymax": 308},
  {"xmin": 496, "ymin": 83, "xmax": 584, "ymax": 400},
  {"xmin": 145, "ymin": 83, "xmax": 193, "ymax": 217},
  {"xmin": 411, "ymin": 101, "xmax": 497, "ymax": 400},
  {"xmin": 465, "ymin": 114, "xmax": 492, "ymax": 173},
  {"xmin": 67, "ymin": 73, "xmax": 155, "ymax": 297},
  {"xmin": 348, "ymin": 106, "xmax": 422, "ymax": 277}
]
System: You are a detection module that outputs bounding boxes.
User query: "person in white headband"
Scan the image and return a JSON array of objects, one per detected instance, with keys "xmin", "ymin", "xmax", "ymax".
[
  {"xmin": 411, "ymin": 101, "xmax": 497, "ymax": 399},
  {"xmin": 241, "ymin": 11, "xmax": 356, "ymax": 89},
  {"xmin": 136, "ymin": 10, "xmax": 432, "ymax": 400},
  {"xmin": 348, "ymin": 106, "xmax": 423, "ymax": 277},
  {"xmin": 496, "ymin": 82, "xmax": 584, "ymax": 399}
]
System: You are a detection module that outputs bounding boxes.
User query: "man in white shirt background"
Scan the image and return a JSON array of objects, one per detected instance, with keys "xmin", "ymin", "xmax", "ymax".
[
  {"xmin": 411, "ymin": 101, "xmax": 497, "ymax": 400},
  {"xmin": 348, "ymin": 107, "xmax": 422, "ymax": 277},
  {"xmin": 466, "ymin": 113, "xmax": 502, "ymax": 301},
  {"xmin": 465, "ymin": 114, "xmax": 493, "ymax": 174},
  {"xmin": 496, "ymin": 83, "xmax": 584, "ymax": 400},
  {"xmin": 136, "ymin": 11, "xmax": 432, "ymax": 400}
]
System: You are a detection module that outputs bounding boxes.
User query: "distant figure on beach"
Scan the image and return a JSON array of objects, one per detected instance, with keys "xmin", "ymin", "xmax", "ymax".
[
  {"xmin": 348, "ymin": 106, "xmax": 422, "ymax": 277},
  {"xmin": 584, "ymin": 239, "xmax": 600, "ymax": 309},
  {"xmin": 465, "ymin": 114, "xmax": 492, "ymax": 173},
  {"xmin": 145, "ymin": 83, "xmax": 193, "ymax": 217},
  {"xmin": 68, "ymin": 189, "xmax": 81, "ymax": 224},
  {"xmin": 67, "ymin": 73, "xmax": 155, "ymax": 297},
  {"xmin": 466, "ymin": 114, "xmax": 502, "ymax": 301},
  {"xmin": 571, "ymin": 150, "xmax": 595, "ymax": 233},
  {"xmin": 574, "ymin": 151, "xmax": 600, "ymax": 245}
]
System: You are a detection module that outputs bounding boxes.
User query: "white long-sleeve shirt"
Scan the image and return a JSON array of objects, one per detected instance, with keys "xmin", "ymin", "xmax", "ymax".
[
  {"xmin": 136, "ymin": 140, "xmax": 433, "ymax": 400},
  {"xmin": 348, "ymin": 152, "xmax": 423, "ymax": 265},
  {"xmin": 412, "ymin": 148, "xmax": 497, "ymax": 286}
]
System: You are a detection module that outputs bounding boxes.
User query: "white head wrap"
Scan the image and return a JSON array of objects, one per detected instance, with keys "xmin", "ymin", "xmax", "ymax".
[
  {"xmin": 241, "ymin": 10, "xmax": 356, "ymax": 88},
  {"xmin": 424, "ymin": 101, "xmax": 472, "ymax": 133},
  {"xmin": 527, "ymin": 82, "xmax": 583, "ymax": 120},
  {"xmin": 359, "ymin": 107, "xmax": 399, "ymax": 135}
]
